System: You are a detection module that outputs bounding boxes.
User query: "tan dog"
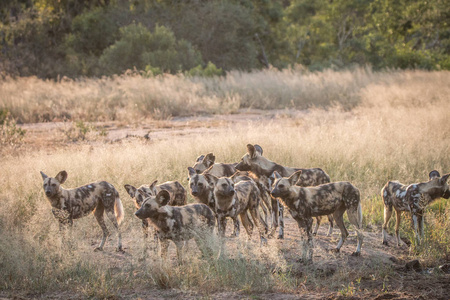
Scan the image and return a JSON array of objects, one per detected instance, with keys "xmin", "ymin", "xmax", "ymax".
[
  {"xmin": 206, "ymin": 172, "xmax": 268, "ymax": 244},
  {"xmin": 40, "ymin": 170, "xmax": 124, "ymax": 252},
  {"xmin": 271, "ymin": 171, "xmax": 363, "ymax": 261},
  {"xmin": 236, "ymin": 144, "xmax": 332, "ymax": 239},
  {"xmin": 135, "ymin": 190, "xmax": 215, "ymax": 263},
  {"xmin": 124, "ymin": 180, "xmax": 186, "ymax": 251},
  {"xmin": 382, "ymin": 170, "xmax": 450, "ymax": 246}
]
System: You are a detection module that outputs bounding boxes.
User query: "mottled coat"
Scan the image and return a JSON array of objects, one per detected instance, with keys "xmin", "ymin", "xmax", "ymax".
[
  {"xmin": 236, "ymin": 144, "xmax": 332, "ymax": 238},
  {"xmin": 271, "ymin": 171, "xmax": 363, "ymax": 261},
  {"xmin": 135, "ymin": 190, "xmax": 215, "ymax": 262},
  {"xmin": 124, "ymin": 180, "xmax": 186, "ymax": 250},
  {"xmin": 206, "ymin": 172, "xmax": 268, "ymax": 243},
  {"xmin": 40, "ymin": 170, "xmax": 124, "ymax": 252},
  {"xmin": 187, "ymin": 166, "xmax": 216, "ymax": 212},
  {"xmin": 191, "ymin": 153, "xmax": 237, "ymax": 177},
  {"xmin": 382, "ymin": 170, "xmax": 450, "ymax": 246}
]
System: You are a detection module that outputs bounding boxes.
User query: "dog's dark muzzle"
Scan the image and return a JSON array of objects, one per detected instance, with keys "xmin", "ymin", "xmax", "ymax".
[{"xmin": 235, "ymin": 162, "xmax": 250, "ymax": 171}]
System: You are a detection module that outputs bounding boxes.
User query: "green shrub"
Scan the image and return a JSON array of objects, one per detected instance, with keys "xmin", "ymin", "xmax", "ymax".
[
  {"xmin": 100, "ymin": 24, "xmax": 203, "ymax": 75},
  {"xmin": 187, "ymin": 62, "xmax": 224, "ymax": 77}
]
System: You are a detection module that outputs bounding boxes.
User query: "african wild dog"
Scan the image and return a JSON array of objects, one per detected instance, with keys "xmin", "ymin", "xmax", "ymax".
[
  {"xmin": 382, "ymin": 170, "xmax": 450, "ymax": 246},
  {"xmin": 124, "ymin": 180, "xmax": 186, "ymax": 251},
  {"xmin": 188, "ymin": 166, "xmax": 216, "ymax": 211},
  {"xmin": 236, "ymin": 144, "xmax": 332, "ymax": 238},
  {"xmin": 134, "ymin": 190, "xmax": 215, "ymax": 263},
  {"xmin": 40, "ymin": 170, "xmax": 124, "ymax": 252},
  {"xmin": 205, "ymin": 172, "xmax": 268, "ymax": 243},
  {"xmin": 271, "ymin": 171, "xmax": 364, "ymax": 261},
  {"xmin": 187, "ymin": 166, "xmax": 252, "ymax": 236},
  {"xmin": 230, "ymin": 171, "xmax": 272, "ymax": 226},
  {"xmin": 191, "ymin": 153, "xmax": 237, "ymax": 177}
]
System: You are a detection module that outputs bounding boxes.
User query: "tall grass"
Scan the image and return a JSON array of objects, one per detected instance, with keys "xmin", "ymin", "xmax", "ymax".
[
  {"xmin": 0, "ymin": 69, "xmax": 449, "ymax": 297},
  {"xmin": 1, "ymin": 68, "xmax": 448, "ymax": 122}
]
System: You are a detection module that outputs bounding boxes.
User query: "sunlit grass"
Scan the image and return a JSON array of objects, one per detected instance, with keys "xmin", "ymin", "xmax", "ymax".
[{"xmin": 0, "ymin": 68, "xmax": 449, "ymax": 296}]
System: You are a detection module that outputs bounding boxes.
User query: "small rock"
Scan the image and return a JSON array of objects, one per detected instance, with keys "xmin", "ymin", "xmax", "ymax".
[
  {"xmin": 439, "ymin": 263, "xmax": 450, "ymax": 274},
  {"xmin": 405, "ymin": 259, "xmax": 422, "ymax": 272}
]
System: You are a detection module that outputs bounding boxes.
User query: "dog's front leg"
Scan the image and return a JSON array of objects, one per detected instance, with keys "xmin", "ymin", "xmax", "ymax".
[
  {"xmin": 174, "ymin": 240, "xmax": 184, "ymax": 264},
  {"xmin": 160, "ymin": 239, "xmax": 170, "ymax": 260},
  {"xmin": 411, "ymin": 213, "xmax": 421, "ymax": 245}
]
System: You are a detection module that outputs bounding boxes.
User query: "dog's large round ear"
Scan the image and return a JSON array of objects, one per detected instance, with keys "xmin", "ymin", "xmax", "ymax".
[
  {"xmin": 156, "ymin": 190, "xmax": 171, "ymax": 206},
  {"xmin": 196, "ymin": 154, "xmax": 205, "ymax": 163},
  {"xmin": 40, "ymin": 171, "xmax": 48, "ymax": 180},
  {"xmin": 254, "ymin": 144, "xmax": 263, "ymax": 156},
  {"xmin": 288, "ymin": 170, "xmax": 303, "ymax": 185},
  {"xmin": 429, "ymin": 170, "xmax": 441, "ymax": 180},
  {"xmin": 203, "ymin": 153, "xmax": 216, "ymax": 167},
  {"xmin": 247, "ymin": 144, "xmax": 257, "ymax": 159},
  {"xmin": 440, "ymin": 173, "xmax": 450, "ymax": 185},
  {"xmin": 55, "ymin": 171, "xmax": 68, "ymax": 184},
  {"xmin": 124, "ymin": 184, "xmax": 137, "ymax": 198},
  {"xmin": 149, "ymin": 180, "xmax": 158, "ymax": 193},
  {"xmin": 188, "ymin": 167, "xmax": 197, "ymax": 178},
  {"xmin": 204, "ymin": 173, "xmax": 219, "ymax": 186},
  {"xmin": 272, "ymin": 171, "xmax": 283, "ymax": 180}
]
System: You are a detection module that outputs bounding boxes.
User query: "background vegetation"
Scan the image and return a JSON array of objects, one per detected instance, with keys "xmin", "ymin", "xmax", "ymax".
[{"xmin": 1, "ymin": 0, "xmax": 449, "ymax": 79}]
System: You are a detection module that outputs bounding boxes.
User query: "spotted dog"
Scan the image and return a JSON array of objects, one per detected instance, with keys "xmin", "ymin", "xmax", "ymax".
[
  {"xmin": 271, "ymin": 171, "xmax": 363, "ymax": 261},
  {"xmin": 135, "ymin": 190, "xmax": 215, "ymax": 263},
  {"xmin": 188, "ymin": 166, "xmax": 216, "ymax": 211},
  {"xmin": 40, "ymin": 170, "xmax": 124, "ymax": 252},
  {"xmin": 206, "ymin": 172, "xmax": 268, "ymax": 243},
  {"xmin": 191, "ymin": 153, "xmax": 237, "ymax": 177},
  {"xmin": 236, "ymin": 144, "xmax": 332, "ymax": 239},
  {"xmin": 124, "ymin": 180, "xmax": 186, "ymax": 251},
  {"xmin": 225, "ymin": 170, "xmax": 272, "ymax": 227},
  {"xmin": 382, "ymin": 170, "xmax": 450, "ymax": 246}
]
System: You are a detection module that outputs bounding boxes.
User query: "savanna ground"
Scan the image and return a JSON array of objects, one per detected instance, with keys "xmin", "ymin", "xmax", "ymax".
[{"xmin": 1, "ymin": 68, "xmax": 449, "ymax": 299}]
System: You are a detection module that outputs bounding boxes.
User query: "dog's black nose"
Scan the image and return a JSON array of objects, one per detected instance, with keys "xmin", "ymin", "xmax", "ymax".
[
  {"xmin": 192, "ymin": 191, "xmax": 198, "ymax": 196},
  {"xmin": 45, "ymin": 191, "xmax": 51, "ymax": 196}
]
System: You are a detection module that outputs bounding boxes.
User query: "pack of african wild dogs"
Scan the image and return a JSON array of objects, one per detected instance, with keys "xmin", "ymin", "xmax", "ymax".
[{"xmin": 40, "ymin": 144, "xmax": 450, "ymax": 263}]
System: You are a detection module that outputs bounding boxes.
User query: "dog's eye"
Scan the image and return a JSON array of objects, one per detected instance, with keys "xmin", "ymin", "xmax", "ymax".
[
  {"xmin": 198, "ymin": 183, "xmax": 203, "ymax": 187},
  {"xmin": 231, "ymin": 184, "xmax": 234, "ymax": 188},
  {"xmin": 52, "ymin": 183, "xmax": 57, "ymax": 187},
  {"xmin": 222, "ymin": 183, "xmax": 228, "ymax": 188},
  {"xmin": 278, "ymin": 184, "xmax": 285, "ymax": 189}
]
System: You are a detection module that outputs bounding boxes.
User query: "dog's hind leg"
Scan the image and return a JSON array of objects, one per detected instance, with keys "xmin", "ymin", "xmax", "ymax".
[
  {"xmin": 332, "ymin": 206, "xmax": 348, "ymax": 253},
  {"xmin": 313, "ymin": 216, "xmax": 321, "ymax": 236},
  {"xmin": 394, "ymin": 209, "xmax": 402, "ymax": 246},
  {"xmin": 105, "ymin": 208, "xmax": 123, "ymax": 252},
  {"xmin": 382, "ymin": 205, "xmax": 393, "ymax": 245},
  {"xmin": 94, "ymin": 202, "xmax": 109, "ymax": 251},
  {"xmin": 326, "ymin": 214, "xmax": 334, "ymax": 236},
  {"xmin": 347, "ymin": 203, "xmax": 364, "ymax": 256}
]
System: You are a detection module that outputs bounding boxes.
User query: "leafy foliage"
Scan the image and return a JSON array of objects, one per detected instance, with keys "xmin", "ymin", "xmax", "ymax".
[
  {"xmin": 0, "ymin": 0, "xmax": 449, "ymax": 78},
  {"xmin": 99, "ymin": 24, "xmax": 202, "ymax": 75}
]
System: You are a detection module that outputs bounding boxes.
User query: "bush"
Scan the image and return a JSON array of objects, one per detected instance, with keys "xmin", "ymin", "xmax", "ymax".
[
  {"xmin": 0, "ymin": 109, "xmax": 26, "ymax": 148},
  {"xmin": 187, "ymin": 62, "xmax": 224, "ymax": 77},
  {"xmin": 64, "ymin": 7, "xmax": 123, "ymax": 76},
  {"xmin": 100, "ymin": 24, "xmax": 203, "ymax": 75}
]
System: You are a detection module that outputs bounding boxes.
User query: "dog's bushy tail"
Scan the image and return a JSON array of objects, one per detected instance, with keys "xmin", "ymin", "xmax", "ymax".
[{"xmin": 115, "ymin": 195, "xmax": 124, "ymax": 225}]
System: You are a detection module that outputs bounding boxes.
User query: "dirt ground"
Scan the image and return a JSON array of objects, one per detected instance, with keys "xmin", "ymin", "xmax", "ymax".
[{"xmin": 4, "ymin": 111, "xmax": 450, "ymax": 299}]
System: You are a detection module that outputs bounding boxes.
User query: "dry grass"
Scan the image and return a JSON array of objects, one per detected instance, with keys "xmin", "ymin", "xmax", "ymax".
[
  {"xmin": 0, "ymin": 69, "xmax": 449, "ymax": 298},
  {"xmin": 2, "ymin": 68, "xmax": 447, "ymax": 123}
]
